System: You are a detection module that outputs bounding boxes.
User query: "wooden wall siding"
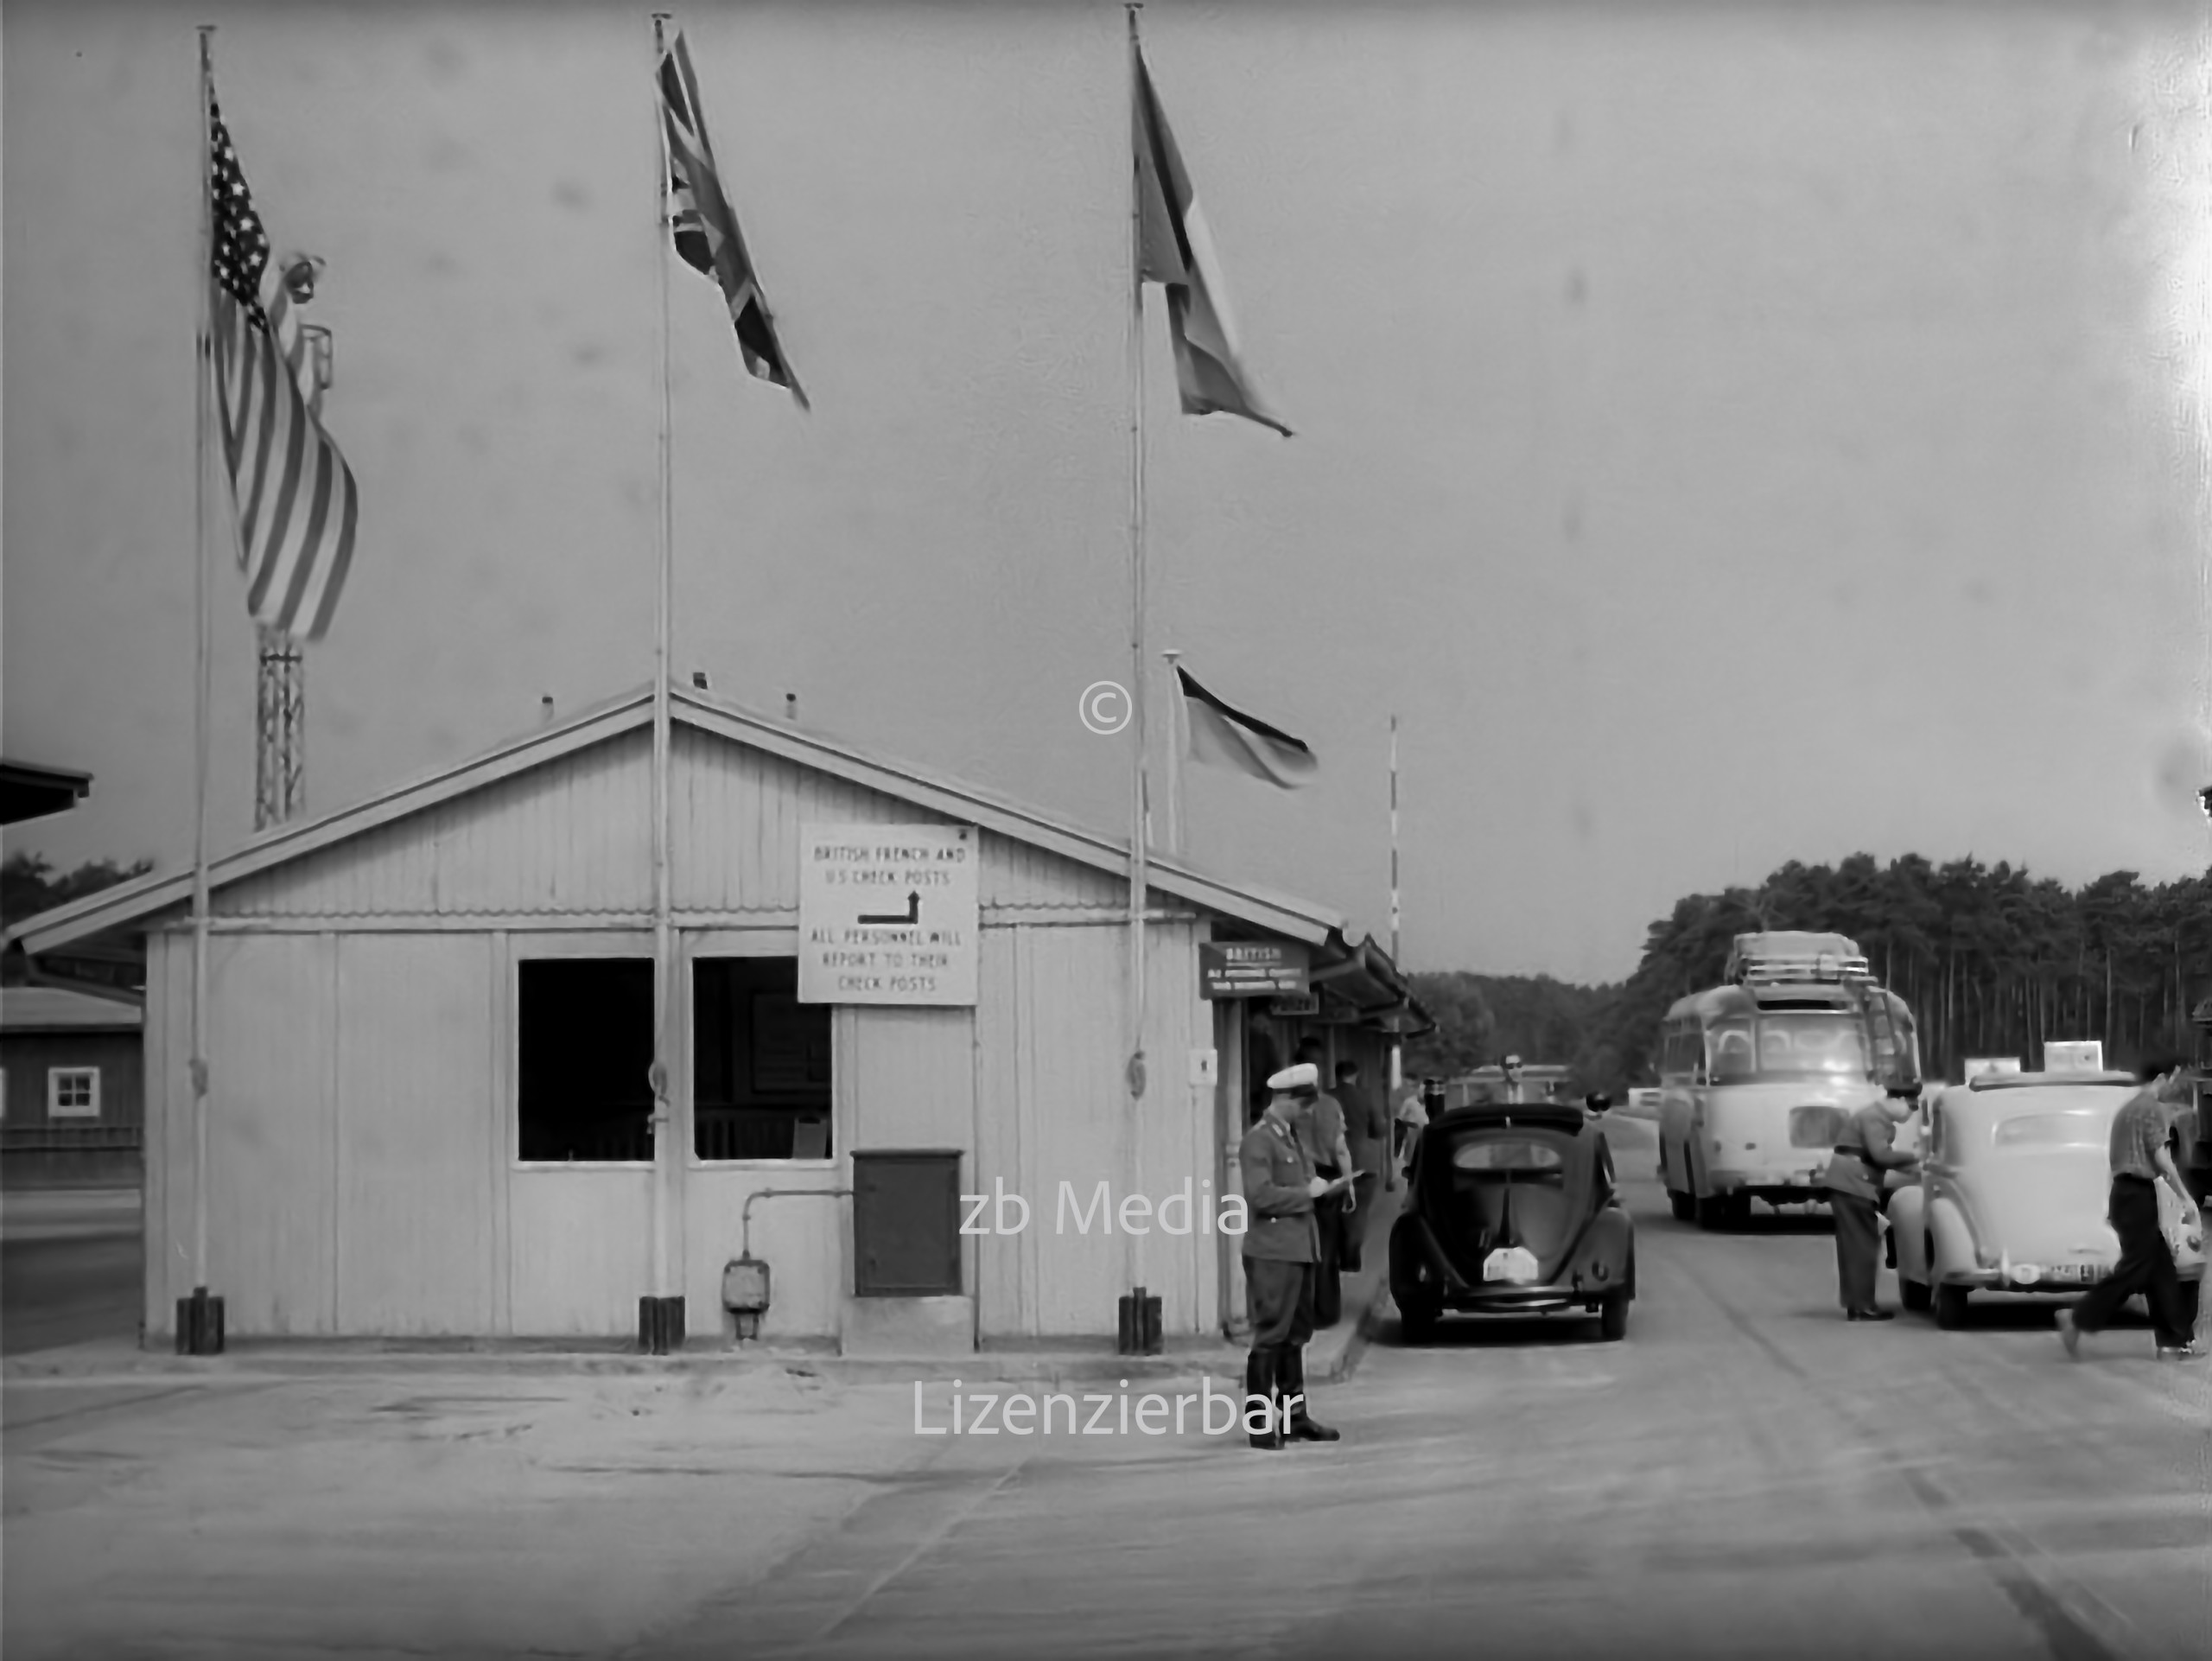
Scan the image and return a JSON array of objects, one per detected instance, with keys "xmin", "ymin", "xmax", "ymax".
[
  {"xmin": 841, "ymin": 1006, "xmax": 976, "ymax": 1152},
  {"xmin": 507, "ymin": 1171, "xmax": 652, "ymax": 1335},
  {"xmin": 334, "ymin": 935, "xmax": 495, "ymax": 1333},
  {"xmin": 1135, "ymin": 920, "xmax": 1210, "ymax": 1334},
  {"xmin": 671, "ymin": 727, "xmax": 1129, "ymax": 914},
  {"xmin": 673, "ymin": 728, "xmax": 934, "ymax": 913},
  {"xmin": 204, "ymin": 933, "xmax": 338, "ymax": 1333},
  {"xmin": 1004, "ymin": 925, "xmax": 1133, "ymax": 1336},
  {"xmin": 143, "ymin": 932, "xmax": 186, "ymax": 1334},
  {"xmin": 967, "ymin": 919, "xmax": 1211, "ymax": 1340},
  {"xmin": 971, "ymin": 926, "xmax": 1024, "ymax": 1335},
  {"xmin": 221, "ymin": 732, "xmax": 652, "ymax": 919},
  {"xmin": 683, "ymin": 1168, "xmax": 845, "ymax": 1340},
  {"xmin": 977, "ymin": 834, "xmax": 1128, "ymax": 913}
]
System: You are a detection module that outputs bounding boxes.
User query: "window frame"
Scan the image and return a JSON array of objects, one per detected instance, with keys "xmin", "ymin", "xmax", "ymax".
[
  {"xmin": 684, "ymin": 931, "xmax": 839, "ymax": 1173},
  {"xmin": 48, "ymin": 1066, "xmax": 102, "ymax": 1120}
]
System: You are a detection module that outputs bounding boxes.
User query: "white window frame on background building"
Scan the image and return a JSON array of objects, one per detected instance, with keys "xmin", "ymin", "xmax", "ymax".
[{"xmin": 48, "ymin": 1066, "xmax": 101, "ymax": 1119}]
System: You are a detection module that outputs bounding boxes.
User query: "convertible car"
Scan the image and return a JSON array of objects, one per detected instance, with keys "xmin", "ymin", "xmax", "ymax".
[
  {"xmin": 1389, "ymin": 1100, "xmax": 1635, "ymax": 1341},
  {"xmin": 1891, "ymin": 1071, "xmax": 2140, "ymax": 1329}
]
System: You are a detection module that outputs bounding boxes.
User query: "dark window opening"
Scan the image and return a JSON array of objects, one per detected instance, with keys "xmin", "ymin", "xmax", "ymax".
[
  {"xmin": 518, "ymin": 958, "xmax": 655, "ymax": 1162},
  {"xmin": 694, "ymin": 958, "xmax": 832, "ymax": 1161}
]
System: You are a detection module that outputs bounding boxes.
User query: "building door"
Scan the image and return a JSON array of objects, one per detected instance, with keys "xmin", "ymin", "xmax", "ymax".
[{"xmin": 506, "ymin": 942, "xmax": 656, "ymax": 1335}]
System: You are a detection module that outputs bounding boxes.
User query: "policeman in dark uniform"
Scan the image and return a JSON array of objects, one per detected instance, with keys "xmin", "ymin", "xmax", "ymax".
[{"xmin": 1238, "ymin": 1062, "xmax": 1343, "ymax": 1450}]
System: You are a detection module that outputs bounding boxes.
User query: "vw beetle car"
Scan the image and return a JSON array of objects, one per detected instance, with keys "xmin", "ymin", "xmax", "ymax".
[
  {"xmin": 1891, "ymin": 1071, "xmax": 2140, "ymax": 1329},
  {"xmin": 1389, "ymin": 1098, "xmax": 1634, "ymax": 1341}
]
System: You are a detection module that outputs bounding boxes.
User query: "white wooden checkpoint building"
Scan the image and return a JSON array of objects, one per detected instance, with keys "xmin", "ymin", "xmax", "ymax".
[{"xmin": 10, "ymin": 686, "xmax": 1423, "ymax": 1350}]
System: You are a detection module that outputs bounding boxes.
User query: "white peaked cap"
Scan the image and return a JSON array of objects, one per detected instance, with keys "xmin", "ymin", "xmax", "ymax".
[{"xmin": 1268, "ymin": 1063, "xmax": 1319, "ymax": 1092}]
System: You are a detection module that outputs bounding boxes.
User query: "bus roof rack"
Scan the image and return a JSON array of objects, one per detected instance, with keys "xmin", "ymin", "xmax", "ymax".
[
  {"xmin": 1726, "ymin": 931, "xmax": 1871, "ymax": 987},
  {"xmin": 1966, "ymin": 1070, "xmax": 2135, "ymax": 1091}
]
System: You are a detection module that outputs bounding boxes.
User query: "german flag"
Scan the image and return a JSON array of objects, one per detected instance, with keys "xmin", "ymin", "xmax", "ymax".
[{"xmin": 1177, "ymin": 668, "xmax": 1317, "ymax": 789}]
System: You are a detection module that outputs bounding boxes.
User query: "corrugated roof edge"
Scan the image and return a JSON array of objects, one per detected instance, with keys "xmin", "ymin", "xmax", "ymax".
[{"xmin": 6, "ymin": 683, "xmax": 1346, "ymax": 957}]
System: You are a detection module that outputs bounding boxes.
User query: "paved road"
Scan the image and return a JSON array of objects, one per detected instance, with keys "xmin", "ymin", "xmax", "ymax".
[
  {"xmin": 5, "ymin": 1150, "xmax": 2208, "ymax": 1661},
  {"xmin": 2, "ymin": 1190, "xmax": 143, "ymax": 1356},
  {"xmin": 677, "ymin": 1129, "xmax": 2209, "ymax": 1661}
]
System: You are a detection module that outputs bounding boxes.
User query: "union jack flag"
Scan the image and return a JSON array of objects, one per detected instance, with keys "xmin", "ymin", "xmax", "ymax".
[
  {"xmin": 658, "ymin": 28, "xmax": 807, "ymax": 407},
  {"xmin": 207, "ymin": 92, "xmax": 359, "ymax": 642}
]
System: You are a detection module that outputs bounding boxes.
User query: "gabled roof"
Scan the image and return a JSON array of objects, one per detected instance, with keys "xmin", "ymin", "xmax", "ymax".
[{"xmin": 8, "ymin": 684, "xmax": 1349, "ymax": 957}]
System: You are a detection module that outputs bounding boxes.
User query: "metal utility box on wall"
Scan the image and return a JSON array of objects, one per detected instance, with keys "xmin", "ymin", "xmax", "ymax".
[{"xmin": 852, "ymin": 1150, "xmax": 962, "ymax": 1296}]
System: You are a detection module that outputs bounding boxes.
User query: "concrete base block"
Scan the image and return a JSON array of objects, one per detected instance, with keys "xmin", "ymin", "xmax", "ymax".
[{"xmin": 840, "ymin": 1295, "xmax": 976, "ymax": 1358}]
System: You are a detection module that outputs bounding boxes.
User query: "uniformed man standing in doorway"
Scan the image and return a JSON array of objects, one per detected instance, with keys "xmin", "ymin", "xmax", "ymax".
[{"xmin": 1238, "ymin": 1063, "xmax": 1344, "ymax": 1450}]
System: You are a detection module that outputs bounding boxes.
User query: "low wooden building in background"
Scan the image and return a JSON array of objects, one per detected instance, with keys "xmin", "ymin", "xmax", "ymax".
[
  {"xmin": 0, "ymin": 986, "xmax": 143, "ymax": 1189},
  {"xmin": 10, "ymin": 687, "xmax": 1422, "ymax": 1350}
]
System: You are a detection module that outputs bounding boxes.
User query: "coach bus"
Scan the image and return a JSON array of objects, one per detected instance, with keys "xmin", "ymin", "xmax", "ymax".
[{"xmin": 1656, "ymin": 931, "xmax": 1921, "ymax": 1230}]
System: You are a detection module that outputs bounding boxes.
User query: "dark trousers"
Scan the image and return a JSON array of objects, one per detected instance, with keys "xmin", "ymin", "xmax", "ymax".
[
  {"xmin": 1311, "ymin": 1196, "xmax": 1345, "ymax": 1327},
  {"xmin": 1338, "ymin": 1184, "xmax": 1374, "ymax": 1274},
  {"xmin": 1831, "ymin": 1190, "xmax": 1882, "ymax": 1314},
  {"xmin": 2071, "ymin": 1176, "xmax": 2193, "ymax": 1348},
  {"xmin": 1244, "ymin": 1256, "xmax": 1317, "ymax": 1350}
]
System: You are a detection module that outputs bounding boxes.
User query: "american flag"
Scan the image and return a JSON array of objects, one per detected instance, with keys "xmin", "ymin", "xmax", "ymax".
[
  {"xmin": 658, "ymin": 29, "xmax": 807, "ymax": 407},
  {"xmin": 208, "ymin": 94, "xmax": 359, "ymax": 643}
]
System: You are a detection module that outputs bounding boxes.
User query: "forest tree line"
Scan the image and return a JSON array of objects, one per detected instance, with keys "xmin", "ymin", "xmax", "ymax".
[{"xmin": 1408, "ymin": 855, "xmax": 2212, "ymax": 1095}]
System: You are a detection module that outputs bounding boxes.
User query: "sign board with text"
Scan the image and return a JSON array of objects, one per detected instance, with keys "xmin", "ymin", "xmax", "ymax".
[
  {"xmin": 798, "ymin": 824, "xmax": 979, "ymax": 1006},
  {"xmin": 2043, "ymin": 1041, "xmax": 2104, "ymax": 1074},
  {"xmin": 1199, "ymin": 941, "xmax": 1311, "ymax": 1000}
]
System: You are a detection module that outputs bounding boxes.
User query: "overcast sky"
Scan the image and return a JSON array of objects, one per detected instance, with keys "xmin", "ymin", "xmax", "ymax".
[{"xmin": 5, "ymin": 0, "xmax": 2210, "ymax": 983}]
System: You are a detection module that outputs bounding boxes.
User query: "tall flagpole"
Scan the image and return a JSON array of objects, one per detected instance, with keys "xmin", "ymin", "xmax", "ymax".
[
  {"xmin": 1161, "ymin": 646, "xmax": 1182, "ymax": 857},
  {"xmin": 186, "ymin": 23, "xmax": 221, "ymax": 1354},
  {"xmin": 646, "ymin": 11, "xmax": 678, "ymax": 1348},
  {"xmin": 1122, "ymin": 1, "xmax": 1150, "ymax": 1310},
  {"xmin": 1389, "ymin": 713, "xmax": 1402, "ymax": 1092}
]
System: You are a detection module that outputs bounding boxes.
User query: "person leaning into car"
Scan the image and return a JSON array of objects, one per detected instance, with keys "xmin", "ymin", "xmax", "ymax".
[
  {"xmin": 1238, "ymin": 1063, "xmax": 1343, "ymax": 1451},
  {"xmin": 1821, "ymin": 1093, "xmax": 1920, "ymax": 1321},
  {"xmin": 2059, "ymin": 1054, "xmax": 2202, "ymax": 1363}
]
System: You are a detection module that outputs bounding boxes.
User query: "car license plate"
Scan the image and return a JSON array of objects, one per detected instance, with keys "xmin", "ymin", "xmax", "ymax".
[
  {"xmin": 1483, "ymin": 1246, "xmax": 1539, "ymax": 1284},
  {"xmin": 2045, "ymin": 1263, "xmax": 2100, "ymax": 1283}
]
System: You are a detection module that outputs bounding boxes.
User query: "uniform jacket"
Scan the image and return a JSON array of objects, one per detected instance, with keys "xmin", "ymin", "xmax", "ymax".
[
  {"xmin": 1821, "ymin": 1103, "xmax": 1915, "ymax": 1202},
  {"xmin": 1240, "ymin": 1115, "xmax": 1321, "ymax": 1263}
]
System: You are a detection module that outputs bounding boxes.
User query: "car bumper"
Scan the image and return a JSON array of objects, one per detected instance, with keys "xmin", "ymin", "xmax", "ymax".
[
  {"xmin": 1437, "ymin": 1281, "xmax": 1616, "ymax": 1314},
  {"xmin": 1706, "ymin": 1163, "xmax": 1835, "ymax": 1197},
  {"xmin": 1937, "ymin": 1264, "xmax": 2113, "ymax": 1294}
]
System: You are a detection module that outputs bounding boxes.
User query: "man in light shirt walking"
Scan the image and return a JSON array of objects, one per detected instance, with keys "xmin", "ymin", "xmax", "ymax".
[{"xmin": 2060, "ymin": 1054, "xmax": 2202, "ymax": 1362}]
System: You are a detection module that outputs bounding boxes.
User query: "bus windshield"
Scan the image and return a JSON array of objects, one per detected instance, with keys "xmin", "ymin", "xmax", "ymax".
[{"xmin": 1709, "ymin": 1013, "xmax": 1869, "ymax": 1083}]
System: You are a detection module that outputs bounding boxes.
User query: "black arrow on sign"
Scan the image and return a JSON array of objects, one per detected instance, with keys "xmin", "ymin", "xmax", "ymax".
[{"xmin": 857, "ymin": 892, "xmax": 921, "ymax": 926}]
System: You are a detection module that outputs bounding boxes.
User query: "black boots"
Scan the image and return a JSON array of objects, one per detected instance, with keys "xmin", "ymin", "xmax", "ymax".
[
  {"xmin": 1245, "ymin": 1349, "xmax": 1284, "ymax": 1450},
  {"xmin": 1279, "ymin": 1346, "xmax": 1339, "ymax": 1442},
  {"xmin": 1245, "ymin": 1346, "xmax": 1342, "ymax": 1447}
]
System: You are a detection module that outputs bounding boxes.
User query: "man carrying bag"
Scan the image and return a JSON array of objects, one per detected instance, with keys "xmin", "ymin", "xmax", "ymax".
[{"xmin": 2060, "ymin": 1055, "xmax": 2204, "ymax": 1363}]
